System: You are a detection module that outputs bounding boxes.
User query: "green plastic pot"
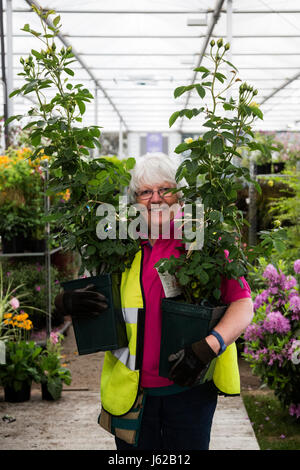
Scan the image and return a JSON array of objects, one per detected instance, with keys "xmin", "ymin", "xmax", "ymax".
[
  {"xmin": 62, "ymin": 273, "xmax": 127, "ymax": 355},
  {"xmin": 159, "ymin": 298, "xmax": 227, "ymax": 381}
]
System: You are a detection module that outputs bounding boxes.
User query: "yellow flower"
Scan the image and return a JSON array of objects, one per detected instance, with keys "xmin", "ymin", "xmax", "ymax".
[
  {"xmin": 184, "ymin": 137, "xmax": 194, "ymax": 144},
  {"xmin": 249, "ymin": 101, "xmax": 259, "ymax": 109},
  {"xmin": 268, "ymin": 180, "xmax": 274, "ymax": 187},
  {"xmin": 3, "ymin": 313, "xmax": 13, "ymax": 319}
]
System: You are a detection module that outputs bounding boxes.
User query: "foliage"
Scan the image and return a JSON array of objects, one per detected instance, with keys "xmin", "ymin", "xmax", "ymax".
[
  {"xmin": 1, "ymin": 259, "xmax": 61, "ymax": 328},
  {"xmin": 155, "ymin": 39, "xmax": 285, "ymax": 304},
  {"xmin": 243, "ymin": 261, "xmax": 300, "ymax": 419},
  {"xmin": 242, "ymin": 393, "xmax": 300, "ymax": 450},
  {"xmin": 0, "ymin": 340, "xmax": 42, "ymax": 390},
  {"xmin": 240, "ymin": 132, "xmax": 282, "ymax": 167},
  {"xmin": 38, "ymin": 332, "xmax": 71, "ymax": 400},
  {"xmin": 267, "ymin": 171, "xmax": 300, "ymax": 262},
  {"xmin": 0, "ymin": 262, "xmax": 36, "ymax": 342},
  {"xmin": 8, "ymin": 7, "xmax": 139, "ymax": 276},
  {"xmin": 0, "ymin": 148, "xmax": 45, "ymax": 241}
]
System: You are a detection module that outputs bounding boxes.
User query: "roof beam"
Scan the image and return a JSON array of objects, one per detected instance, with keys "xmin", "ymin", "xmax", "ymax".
[
  {"xmin": 8, "ymin": 8, "xmax": 300, "ymax": 14},
  {"xmin": 23, "ymin": 0, "xmax": 128, "ymax": 130},
  {"xmin": 260, "ymin": 70, "xmax": 300, "ymax": 106}
]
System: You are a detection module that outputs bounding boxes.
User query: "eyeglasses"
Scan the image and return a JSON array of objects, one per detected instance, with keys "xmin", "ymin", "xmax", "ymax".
[{"xmin": 135, "ymin": 187, "xmax": 175, "ymax": 200}]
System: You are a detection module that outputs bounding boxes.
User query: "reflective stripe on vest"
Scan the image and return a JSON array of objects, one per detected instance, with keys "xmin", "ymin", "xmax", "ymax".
[{"xmin": 101, "ymin": 250, "xmax": 143, "ymax": 416}]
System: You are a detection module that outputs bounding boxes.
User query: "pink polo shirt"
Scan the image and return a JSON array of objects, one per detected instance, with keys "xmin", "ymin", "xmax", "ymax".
[{"xmin": 140, "ymin": 235, "xmax": 251, "ymax": 388}]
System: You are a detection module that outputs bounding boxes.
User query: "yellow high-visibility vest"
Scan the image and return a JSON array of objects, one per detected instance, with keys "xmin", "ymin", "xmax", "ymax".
[{"xmin": 100, "ymin": 249, "xmax": 240, "ymax": 416}]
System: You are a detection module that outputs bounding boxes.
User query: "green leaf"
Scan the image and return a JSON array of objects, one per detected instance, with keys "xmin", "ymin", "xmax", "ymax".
[
  {"xmin": 5, "ymin": 114, "xmax": 22, "ymax": 125},
  {"xmin": 203, "ymin": 130, "xmax": 217, "ymax": 141},
  {"xmin": 194, "ymin": 66, "xmax": 210, "ymax": 74},
  {"xmin": 195, "ymin": 84, "xmax": 205, "ymax": 98},
  {"xmin": 169, "ymin": 111, "xmax": 180, "ymax": 127},
  {"xmin": 125, "ymin": 157, "xmax": 136, "ymax": 170},
  {"xmin": 86, "ymin": 245, "xmax": 96, "ymax": 255},
  {"xmin": 64, "ymin": 68, "xmax": 74, "ymax": 76},
  {"xmin": 53, "ymin": 15, "xmax": 61, "ymax": 27},
  {"xmin": 76, "ymin": 99, "xmax": 86, "ymax": 114},
  {"xmin": 215, "ymin": 72, "xmax": 226, "ymax": 83},
  {"xmin": 31, "ymin": 49, "xmax": 43, "ymax": 59},
  {"xmin": 211, "ymin": 137, "xmax": 223, "ymax": 155},
  {"xmin": 9, "ymin": 88, "xmax": 21, "ymax": 98},
  {"xmin": 174, "ymin": 86, "xmax": 186, "ymax": 98}
]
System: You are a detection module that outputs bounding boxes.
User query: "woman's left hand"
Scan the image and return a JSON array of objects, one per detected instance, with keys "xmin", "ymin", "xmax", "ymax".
[{"xmin": 168, "ymin": 339, "xmax": 217, "ymax": 387}]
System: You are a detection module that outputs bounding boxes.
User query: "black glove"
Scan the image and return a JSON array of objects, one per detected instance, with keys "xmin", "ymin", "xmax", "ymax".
[
  {"xmin": 60, "ymin": 284, "xmax": 108, "ymax": 319},
  {"xmin": 168, "ymin": 339, "xmax": 217, "ymax": 387}
]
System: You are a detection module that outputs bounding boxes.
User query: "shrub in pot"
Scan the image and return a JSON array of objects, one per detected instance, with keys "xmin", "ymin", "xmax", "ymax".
[
  {"xmin": 9, "ymin": 8, "xmax": 139, "ymax": 354},
  {"xmin": 155, "ymin": 39, "xmax": 286, "ymax": 379},
  {"xmin": 38, "ymin": 332, "xmax": 71, "ymax": 400},
  {"xmin": 0, "ymin": 274, "xmax": 42, "ymax": 402}
]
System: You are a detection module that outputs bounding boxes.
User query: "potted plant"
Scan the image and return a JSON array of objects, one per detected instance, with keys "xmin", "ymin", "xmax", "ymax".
[
  {"xmin": 0, "ymin": 264, "xmax": 44, "ymax": 401},
  {"xmin": 155, "ymin": 38, "xmax": 285, "ymax": 378},
  {"xmin": 38, "ymin": 332, "xmax": 71, "ymax": 400},
  {"xmin": 0, "ymin": 148, "xmax": 45, "ymax": 253},
  {"xmin": 8, "ymin": 7, "xmax": 139, "ymax": 353}
]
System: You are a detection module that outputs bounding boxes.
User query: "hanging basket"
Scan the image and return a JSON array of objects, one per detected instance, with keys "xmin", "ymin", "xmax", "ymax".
[
  {"xmin": 159, "ymin": 298, "xmax": 227, "ymax": 380},
  {"xmin": 61, "ymin": 273, "xmax": 127, "ymax": 355}
]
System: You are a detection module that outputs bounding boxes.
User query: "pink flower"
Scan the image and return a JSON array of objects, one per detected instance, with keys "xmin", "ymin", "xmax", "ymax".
[
  {"xmin": 50, "ymin": 332, "xmax": 59, "ymax": 345},
  {"xmin": 224, "ymin": 249, "xmax": 233, "ymax": 263},
  {"xmin": 35, "ymin": 286, "xmax": 41, "ymax": 292},
  {"xmin": 10, "ymin": 297, "xmax": 20, "ymax": 309},
  {"xmin": 293, "ymin": 259, "xmax": 300, "ymax": 274}
]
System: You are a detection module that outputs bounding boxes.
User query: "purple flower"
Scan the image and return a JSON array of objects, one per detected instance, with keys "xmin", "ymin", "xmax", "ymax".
[
  {"xmin": 283, "ymin": 276, "xmax": 297, "ymax": 290},
  {"xmin": 35, "ymin": 286, "xmax": 41, "ymax": 292},
  {"xmin": 244, "ymin": 323, "xmax": 264, "ymax": 341},
  {"xmin": 289, "ymin": 294, "xmax": 300, "ymax": 314},
  {"xmin": 263, "ymin": 311, "xmax": 291, "ymax": 334},
  {"xmin": 293, "ymin": 259, "xmax": 300, "ymax": 274},
  {"xmin": 263, "ymin": 264, "xmax": 277, "ymax": 278},
  {"xmin": 289, "ymin": 403, "xmax": 300, "ymax": 419}
]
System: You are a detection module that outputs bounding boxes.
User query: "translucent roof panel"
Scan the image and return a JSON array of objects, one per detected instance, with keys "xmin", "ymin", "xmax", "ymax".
[{"xmin": 2, "ymin": 0, "xmax": 300, "ymax": 133}]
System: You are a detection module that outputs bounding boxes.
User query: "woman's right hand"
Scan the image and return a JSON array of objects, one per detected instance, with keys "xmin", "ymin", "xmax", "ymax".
[{"xmin": 55, "ymin": 284, "xmax": 109, "ymax": 318}]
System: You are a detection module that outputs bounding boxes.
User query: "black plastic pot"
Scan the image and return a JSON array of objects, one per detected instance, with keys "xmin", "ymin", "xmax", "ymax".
[
  {"xmin": 159, "ymin": 298, "xmax": 227, "ymax": 379},
  {"xmin": 4, "ymin": 382, "xmax": 31, "ymax": 402},
  {"xmin": 61, "ymin": 273, "xmax": 127, "ymax": 355},
  {"xmin": 1, "ymin": 234, "xmax": 27, "ymax": 253},
  {"xmin": 41, "ymin": 383, "xmax": 60, "ymax": 401}
]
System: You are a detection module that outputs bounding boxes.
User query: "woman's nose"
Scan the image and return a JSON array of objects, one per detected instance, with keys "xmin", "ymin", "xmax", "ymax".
[{"xmin": 150, "ymin": 190, "xmax": 163, "ymax": 203}]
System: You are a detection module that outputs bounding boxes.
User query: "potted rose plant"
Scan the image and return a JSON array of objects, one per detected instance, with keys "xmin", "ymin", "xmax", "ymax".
[
  {"xmin": 8, "ymin": 7, "xmax": 139, "ymax": 354},
  {"xmin": 155, "ymin": 39, "xmax": 286, "ymax": 378},
  {"xmin": 38, "ymin": 332, "xmax": 71, "ymax": 400}
]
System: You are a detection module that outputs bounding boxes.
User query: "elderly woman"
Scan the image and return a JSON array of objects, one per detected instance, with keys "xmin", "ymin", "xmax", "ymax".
[{"xmin": 57, "ymin": 153, "xmax": 253, "ymax": 450}]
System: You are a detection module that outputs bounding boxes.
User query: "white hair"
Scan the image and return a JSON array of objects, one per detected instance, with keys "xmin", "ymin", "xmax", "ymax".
[{"xmin": 128, "ymin": 152, "xmax": 184, "ymax": 202}]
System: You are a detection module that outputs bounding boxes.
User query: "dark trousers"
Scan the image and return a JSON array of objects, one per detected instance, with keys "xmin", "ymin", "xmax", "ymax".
[{"xmin": 115, "ymin": 382, "xmax": 218, "ymax": 451}]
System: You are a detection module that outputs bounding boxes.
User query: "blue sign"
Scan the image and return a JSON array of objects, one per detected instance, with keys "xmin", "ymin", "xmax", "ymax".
[{"xmin": 146, "ymin": 133, "xmax": 163, "ymax": 153}]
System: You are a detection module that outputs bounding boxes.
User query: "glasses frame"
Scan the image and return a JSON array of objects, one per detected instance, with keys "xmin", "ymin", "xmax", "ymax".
[{"xmin": 135, "ymin": 187, "xmax": 175, "ymax": 200}]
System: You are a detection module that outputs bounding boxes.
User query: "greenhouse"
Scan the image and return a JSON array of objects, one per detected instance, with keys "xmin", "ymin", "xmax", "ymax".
[{"xmin": 0, "ymin": 0, "xmax": 299, "ymax": 452}]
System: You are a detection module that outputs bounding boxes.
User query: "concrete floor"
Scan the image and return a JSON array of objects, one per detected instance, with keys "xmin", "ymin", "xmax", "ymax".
[{"xmin": 0, "ymin": 389, "xmax": 259, "ymax": 450}]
